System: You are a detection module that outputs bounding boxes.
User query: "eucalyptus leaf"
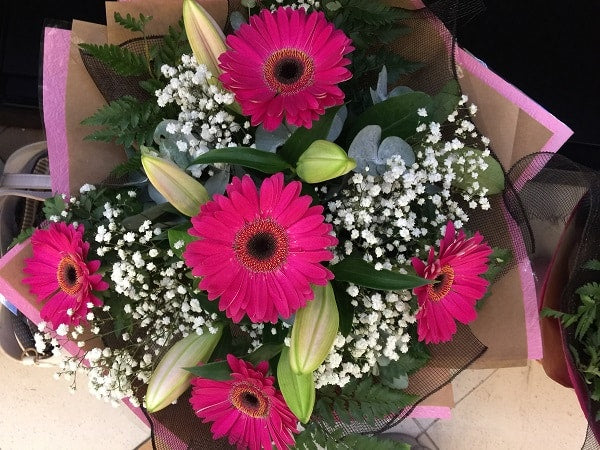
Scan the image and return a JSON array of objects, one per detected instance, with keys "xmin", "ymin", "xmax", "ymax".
[
  {"xmin": 185, "ymin": 360, "xmax": 230, "ymax": 380},
  {"xmin": 189, "ymin": 147, "xmax": 292, "ymax": 173},
  {"xmin": 147, "ymin": 183, "xmax": 168, "ymax": 205},
  {"xmin": 203, "ymin": 167, "xmax": 230, "ymax": 197},
  {"xmin": 348, "ymin": 125, "xmax": 414, "ymax": 174},
  {"xmin": 326, "ymin": 105, "xmax": 348, "ymax": 142},
  {"xmin": 229, "ymin": 11, "xmax": 246, "ymax": 31},
  {"xmin": 331, "ymin": 255, "xmax": 430, "ymax": 291},
  {"xmin": 255, "ymin": 123, "xmax": 295, "ymax": 152},
  {"xmin": 154, "ymin": 119, "xmax": 195, "ymax": 168}
]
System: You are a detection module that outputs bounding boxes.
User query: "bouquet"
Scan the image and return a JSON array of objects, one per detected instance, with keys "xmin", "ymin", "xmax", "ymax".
[{"xmin": 2, "ymin": 0, "xmax": 572, "ymax": 448}]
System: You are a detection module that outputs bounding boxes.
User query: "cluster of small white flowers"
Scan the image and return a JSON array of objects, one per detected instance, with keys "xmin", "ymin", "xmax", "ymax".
[
  {"xmin": 270, "ymin": 0, "xmax": 320, "ymax": 11},
  {"xmin": 52, "ymin": 199, "xmax": 218, "ymax": 403},
  {"xmin": 155, "ymin": 54, "xmax": 252, "ymax": 159},
  {"xmin": 317, "ymin": 99, "xmax": 492, "ymax": 387},
  {"xmin": 314, "ymin": 289, "xmax": 415, "ymax": 388}
]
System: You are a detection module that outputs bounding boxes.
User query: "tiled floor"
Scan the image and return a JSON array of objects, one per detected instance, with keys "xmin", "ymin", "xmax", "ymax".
[{"xmin": 0, "ymin": 126, "xmax": 592, "ymax": 449}]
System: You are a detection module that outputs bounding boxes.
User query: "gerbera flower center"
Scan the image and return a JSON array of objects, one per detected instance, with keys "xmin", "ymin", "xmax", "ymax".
[
  {"xmin": 56, "ymin": 255, "xmax": 83, "ymax": 296},
  {"xmin": 263, "ymin": 48, "xmax": 314, "ymax": 95},
  {"xmin": 427, "ymin": 264, "xmax": 455, "ymax": 302},
  {"xmin": 234, "ymin": 218, "xmax": 289, "ymax": 272},
  {"xmin": 230, "ymin": 382, "xmax": 270, "ymax": 418}
]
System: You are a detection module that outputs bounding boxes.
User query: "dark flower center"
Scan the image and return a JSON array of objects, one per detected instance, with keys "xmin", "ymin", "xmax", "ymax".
[
  {"xmin": 274, "ymin": 58, "xmax": 304, "ymax": 85},
  {"xmin": 242, "ymin": 393, "xmax": 259, "ymax": 408},
  {"xmin": 246, "ymin": 232, "xmax": 277, "ymax": 261},
  {"xmin": 56, "ymin": 255, "xmax": 83, "ymax": 296},
  {"xmin": 234, "ymin": 218, "xmax": 289, "ymax": 273},
  {"xmin": 264, "ymin": 48, "xmax": 315, "ymax": 95},
  {"xmin": 230, "ymin": 382, "xmax": 270, "ymax": 418},
  {"xmin": 427, "ymin": 264, "xmax": 455, "ymax": 302}
]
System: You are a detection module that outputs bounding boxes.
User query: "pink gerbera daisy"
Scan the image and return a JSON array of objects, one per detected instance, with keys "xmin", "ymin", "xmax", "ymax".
[
  {"xmin": 190, "ymin": 354, "xmax": 298, "ymax": 450},
  {"xmin": 183, "ymin": 172, "xmax": 337, "ymax": 323},
  {"xmin": 23, "ymin": 222, "xmax": 108, "ymax": 329},
  {"xmin": 218, "ymin": 7, "xmax": 353, "ymax": 131},
  {"xmin": 411, "ymin": 221, "xmax": 492, "ymax": 344}
]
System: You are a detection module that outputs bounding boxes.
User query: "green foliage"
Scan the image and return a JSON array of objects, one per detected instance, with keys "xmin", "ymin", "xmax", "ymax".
[
  {"xmin": 185, "ymin": 360, "xmax": 231, "ymax": 380},
  {"xmin": 584, "ymin": 260, "xmax": 600, "ymax": 271},
  {"xmin": 81, "ymin": 96, "xmax": 161, "ymax": 150},
  {"xmin": 167, "ymin": 224, "xmax": 195, "ymax": 259},
  {"xmin": 343, "ymin": 91, "xmax": 431, "ymax": 146},
  {"xmin": 331, "ymin": 255, "xmax": 430, "ymax": 291},
  {"xmin": 295, "ymin": 422, "xmax": 410, "ymax": 450},
  {"xmin": 8, "ymin": 226, "xmax": 35, "ymax": 249},
  {"xmin": 111, "ymin": 154, "xmax": 143, "ymax": 178},
  {"xmin": 315, "ymin": 377, "xmax": 418, "ymax": 426},
  {"xmin": 190, "ymin": 147, "xmax": 292, "ymax": 174},
  {"xmin": 113, "ymin": 12, "xmax": 153, "ymax": 33},
  {"xmin": 378, "ymin": 340, "xmax": 430, "ymax": 390},
  {"xmin": 325, "ymin": 0, "xmax": 421, "ymax": 112},
  {"xmin": 154, "ymin": 20, "xmax": 191, "ymax": 70},
  {"xmin": 543, "ymin": 260, "xmax": 600, "ymax": 417},
  {"xmin": 79, "ymin": 43, "xmax": 149, "ymax": 77}
]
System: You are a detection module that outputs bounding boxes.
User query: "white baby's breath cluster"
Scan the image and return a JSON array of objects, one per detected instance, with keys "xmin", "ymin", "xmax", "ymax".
[
  {"xmin": 314, "ymin": 287, "xmax": 415, "ymax": 389},
  {"xmin": 156, "ymin": 54, "xmax": 252, "ymax": 159},
  {"xmin": 317, "ymin": 98, "xmax": 492, "ymax": 387},
  {"xmin": 50, "ymin": 192, "xmax": 218, "ymax": 404},
  {"xmin": 270, "ymin": 0, "xmax": 321, "ymax": 11}
]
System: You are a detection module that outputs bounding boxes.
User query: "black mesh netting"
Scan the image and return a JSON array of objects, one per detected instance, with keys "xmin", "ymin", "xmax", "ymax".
[{"xmin": 507, "ymin": 153, "xmax": 600, "ymax": 449}]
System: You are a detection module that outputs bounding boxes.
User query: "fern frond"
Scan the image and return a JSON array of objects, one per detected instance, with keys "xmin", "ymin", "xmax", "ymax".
[
  {"xmin": 316, "ymin": 377, "xmax": 418, "ymax": 426},
  {"xmin": 82, "ymin": 96, "xmax": 161, "ymax": 150},
  {"xmin": 113, "ymin": 12, "xmax": 153, "ymax": 33},
  {"xmin": 79, "ymin": 43, "xmax": 148, "ymax": 76}
]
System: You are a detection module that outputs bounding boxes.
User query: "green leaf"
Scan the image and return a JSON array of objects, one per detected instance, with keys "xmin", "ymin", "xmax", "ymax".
[
  {"xmin": 79, "ymin": 43, "xmax": 148, "ymax": 77},
  {"xmin": 451, "ymin": 146, "xmax": 505, "ymax": 195},
  {"xmin": 277, "ymin": 347, "xmax": 315, "ymax": 423},
  {"xmin": 331, "ymin": 280, "xmax": 356, "ymax": 336},
  {"xmin": 279, "ymin": 106, "xmax": 343, "ymax": 165},
  {"xmin": 584, "ymin": 259, "xmax": 600, "ymax": 271},
  {"xmin": 244, "ymin": 343, "xmax": 283, "ymax": 366},
  {"xmin": 167, "ymin": 224, "xmax": 195, "ymax": 259},
  {"xmin": 316, "ymin": 376, "xmax": 419, "ymax": 426},
  {"xmin": 82, "ymin": 96, "xmax": 161, "ymax": 149},
  {"xmin": 121, "ymin": 203, "xmax": 180, "ymax": 230},
  {"xmin": 540, "ymin": 307, "xmax": 567, "ymax": 320},
  {"xmin": 341, "ymin": 434, "xmax": 411, "ymax": 450},
  {"xmin": 344, "ymin": 91, "xmax": 431, "ymax": 146},
  {"xmin": 429, "ymin": 80, "xmax": 461, "ymax": 124},
  {"xmin": 185, "ymin": 360, "xmax": 230, "ymax": 380},
  {"xmin": 113, "ymin": 12, "xmax": 153, "ymax": 33},
  {"xmin": 189, "ymin": 147, "xmax": 292, "ymax": 174},
  {"xmin": 379, "ymin": 340, "xmax": 430, "ymax": 388},
  {"xmin": 331, "ymin": 255, "xmax": 430, "ymax": 291}
]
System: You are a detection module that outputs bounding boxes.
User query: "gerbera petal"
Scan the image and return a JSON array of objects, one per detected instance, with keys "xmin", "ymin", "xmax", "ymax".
[{"xmin": 413, "ymin": 220, "xmax": 492, "ymax": 343}]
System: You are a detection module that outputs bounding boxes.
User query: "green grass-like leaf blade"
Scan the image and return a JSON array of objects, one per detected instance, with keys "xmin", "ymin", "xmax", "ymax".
[
  {"xmin": 189, "ymin": 147, "xmax": 292, "ymax": 173},
  {"xmin": 331, "ymin": 255, "xmax": 430, "ymax": 291}
]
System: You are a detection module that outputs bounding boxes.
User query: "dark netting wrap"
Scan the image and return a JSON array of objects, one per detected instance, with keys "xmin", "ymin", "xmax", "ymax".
[
  {"xmin": 79, "ymin": 36, "xmax": 163, "ymax": 104},
  {"xmin": 507, "ymin": 153, "xmax": 600, "ymax": 448}
]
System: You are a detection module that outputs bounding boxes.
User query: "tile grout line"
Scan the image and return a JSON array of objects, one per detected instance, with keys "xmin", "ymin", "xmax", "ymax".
[{"xmin": 453, "ymin": 368, "xmax": 499, "ymax": 407}]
